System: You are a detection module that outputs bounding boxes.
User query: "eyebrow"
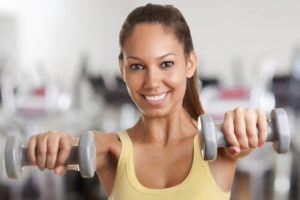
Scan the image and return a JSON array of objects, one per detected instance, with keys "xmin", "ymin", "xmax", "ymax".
[{"xmin": 127, "ymin": 53, "xmax": 176, "ymax": 61}]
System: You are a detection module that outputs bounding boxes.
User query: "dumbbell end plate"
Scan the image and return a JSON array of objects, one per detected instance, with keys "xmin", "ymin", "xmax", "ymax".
[
  {"xmin": 5, "ymin": 135, "xmax": 23, "ymax": 179},
  {"xmin": 271, "ymin": 108, "xmax": 290, "ymax": 154},
  {"xmin": 79, "ymin": 131, "xmax": 96, "ymax": 178},
  {"xmin": 198, "ymin": 115, "xmax": 217, "ymax": 161}
]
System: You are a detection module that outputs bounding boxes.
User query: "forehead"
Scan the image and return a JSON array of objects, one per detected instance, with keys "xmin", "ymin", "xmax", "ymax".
[{"xmin": 123, "ymin": 23, "xmax": 184, "ymax": 58}]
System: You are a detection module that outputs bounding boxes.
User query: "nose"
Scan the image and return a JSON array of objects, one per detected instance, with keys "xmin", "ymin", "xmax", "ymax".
[{"xmin": 144, "ymin": 66, "xmax": 161, "ymax": 90}]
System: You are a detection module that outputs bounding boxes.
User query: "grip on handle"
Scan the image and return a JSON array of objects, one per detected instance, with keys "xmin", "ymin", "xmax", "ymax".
[{"xmin": 5, "ymin": 131, "xmax": 96, "ymax": 179}]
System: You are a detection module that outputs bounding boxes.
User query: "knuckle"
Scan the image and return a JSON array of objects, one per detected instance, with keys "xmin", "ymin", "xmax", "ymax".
[
  {"xmin": 224, "ymin": 111, "xmax": 232, "ymax": 118},
  {"xmin": 47, "ymin": 130, "xmax": 59, "ymax": 137},
  {"xmin": 234, "ymin": 106, "xmax": 244, "ymax": 114},
  {"xmin": 246, "ymin": 108, "xmax": 255, "ymax": 116},
  {"xmin": 38, "ymin": 133, "xmax": 47, "ymax": 141},
  {"xmin": 49, "ymin": 130, "xmax": 58, "ymax": 134},
  {"xmin": 62, "ymin": 131, "xmax": 69, "ymax": 136},
  {"xmin": 257, "ymin": 108, "xmax": 264, "ymax": 114},
  {"xmin": 257, "ymin": 109, "xmax": 265, "ymax": 117},
  {"xmin": 245, "ymin": 107, "xmax": 251, "ymax": 113},
  {"xmin": 63, "ymin": 145, "xmax": 72, "ymax": 152},
  {"xmin": 28, "ymin": 135, "xmax": 36, "ymax": 142}
]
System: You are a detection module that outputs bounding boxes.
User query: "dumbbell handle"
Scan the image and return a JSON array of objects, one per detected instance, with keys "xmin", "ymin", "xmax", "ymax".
[
  {"xmin": 20, "ymin": 146, "xmax": 81, "ymax": 167},
  {"xmin": 214, "ymin": 123, "xmax": 274, "ymax": 147}
]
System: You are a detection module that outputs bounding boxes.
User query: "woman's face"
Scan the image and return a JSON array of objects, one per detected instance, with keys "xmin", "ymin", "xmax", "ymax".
[{"xmin": 119, "ymin": 23, "xmax": 197, "ymax": 118}]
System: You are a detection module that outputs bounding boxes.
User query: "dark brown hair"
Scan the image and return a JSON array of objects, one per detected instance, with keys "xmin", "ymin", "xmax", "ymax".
[{"xmin": 119, "ymin": 3, "xmax": 204, "ymax": 120}]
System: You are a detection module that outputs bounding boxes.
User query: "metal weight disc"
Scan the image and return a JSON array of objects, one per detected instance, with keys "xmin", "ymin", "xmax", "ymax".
[
  {"xmin": 198, "ymin": 115, "xmax": 217, "ymax": 161},
  {"xmin": 78, "ymin": 131, "xmax": 96, "ymax": 178},
  {"xmin": 271, "ymin": 108, "xmax": 290, "ymax": 154},
  {"xmin": 5, "ymin": 135, "xmax": 23, "ymax": 179}
]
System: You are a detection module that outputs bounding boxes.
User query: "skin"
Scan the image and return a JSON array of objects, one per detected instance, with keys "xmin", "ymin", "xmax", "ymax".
[{"xmin": 27, "ymin": 23, "xmax": 268, "ymax": 196}]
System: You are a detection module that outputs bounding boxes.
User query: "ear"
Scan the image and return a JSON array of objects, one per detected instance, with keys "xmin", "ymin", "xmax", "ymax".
[
  {"xmin": 186, "ymin": 51, "xmax": 197, "ymax": 78},
  {"xmin": 119, "ymin": 59, "xmax": 125, "ymax": 82}
]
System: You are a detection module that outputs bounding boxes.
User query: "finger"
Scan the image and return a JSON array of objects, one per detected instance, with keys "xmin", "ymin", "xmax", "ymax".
[
  {"xmin": 222, "ymin": 111, "xmax": 239, "ymax": 147},
  {"xmin": 37, "ymin": 134, "xmax": 48, "ymax": 170},
  {"xmin": 234, "ymin": 108, "xmax": 249, "ymax": 149},
  {"xmin": 46, "ymin": 135, "xmax": 59, "ymax": 169},
  {"xmin": 54, "ymin": 165, "xmax": 67, "ymax": 176},
  {"xmin": 55, "ymin": 134, "xmax": 72, "ymax": 167},
  {"xmin": 257, "ymin": 109, "xmax": 268, "ymax": 146},
  {"xmin": 245, "ymin": 109, "xmax": 258, "ymax": 148},
  {"xmin": 27, "ymin": 136, "xmax": 37, "ymax": 166},
  {"xmin": 226, "ymin": 146, "xmax": 241, "ymax": 155}
]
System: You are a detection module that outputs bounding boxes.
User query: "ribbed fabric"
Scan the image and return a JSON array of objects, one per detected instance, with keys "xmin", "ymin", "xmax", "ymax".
[{"xmin": 108, "ymin": 130, "xmax": 231, "ymax": 200}]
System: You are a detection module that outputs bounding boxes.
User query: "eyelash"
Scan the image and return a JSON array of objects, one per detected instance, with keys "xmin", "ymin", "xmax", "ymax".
[
  {"xmin": 160, "ymin": 61, "xmax": 174, "ymax": 68},
  {"xmin": 129, "ymin": 61, "xmax": 174, "ymax": 70}
]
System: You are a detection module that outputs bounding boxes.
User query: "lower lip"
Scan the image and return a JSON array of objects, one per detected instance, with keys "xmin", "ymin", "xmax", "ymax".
[{"xmin": 143, "ymin": 92, "xmax": 169, "ymax": 105}]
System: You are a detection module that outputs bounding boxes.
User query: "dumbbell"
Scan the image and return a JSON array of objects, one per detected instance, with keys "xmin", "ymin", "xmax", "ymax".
[
  {"xmin": 5, "ymin": 131, "xmax": 96, "ymax": 179},
  {"xmin": 198, "ymin": 108, "xmax": 290, "ymax": 161}
]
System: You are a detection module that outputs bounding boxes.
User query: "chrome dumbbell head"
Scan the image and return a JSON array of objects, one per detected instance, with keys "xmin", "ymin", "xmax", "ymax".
[
  {"xmin": 5, "ymin": 135, "xmax": 24, "ymax": 179},
  {"xmin": 270, "ymin": 108, "xmax": 290, "ymax": 154}
]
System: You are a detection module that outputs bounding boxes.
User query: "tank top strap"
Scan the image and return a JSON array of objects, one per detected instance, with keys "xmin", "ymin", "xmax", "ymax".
[
  {"xmin": 193, "ymin": 133, "xmax": 201, "ymax": 163},
  {"xmin": 116, "ymin": 130, "xmax": 133, "ymax": 169}
]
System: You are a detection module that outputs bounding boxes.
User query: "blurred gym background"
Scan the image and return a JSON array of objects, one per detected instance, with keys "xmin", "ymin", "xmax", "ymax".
[{"xmin": 0, "ymin": 0, "xmax": 300, "ymax": 199}]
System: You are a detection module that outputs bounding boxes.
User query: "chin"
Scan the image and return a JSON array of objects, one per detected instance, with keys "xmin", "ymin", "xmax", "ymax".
[{"xmin": 140, "ymin": 106, "xmax": 177, "ymax": 119}]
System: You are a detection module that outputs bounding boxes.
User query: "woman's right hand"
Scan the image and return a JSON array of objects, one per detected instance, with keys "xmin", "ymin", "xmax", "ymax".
[{"xmin": 27, "ymin": 130, "xmax": 75, "ymax": 176}]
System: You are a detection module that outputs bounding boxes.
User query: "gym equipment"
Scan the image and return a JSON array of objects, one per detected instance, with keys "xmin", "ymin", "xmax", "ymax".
[
  {"xmin": 198, "ymin": 108, "xmax": 290, "ymax": 161},
  {"xmin": 5, "ymin": 131, "xmax": 96, "ymax": 179}
]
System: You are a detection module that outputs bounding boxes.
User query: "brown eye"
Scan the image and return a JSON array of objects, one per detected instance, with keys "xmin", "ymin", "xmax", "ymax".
[
  {"xmin": 130, "ymin": 64, "xmax": 144, "ymax": 70},
  {"xmin": 160, "ymin": 61, "xmax": 174, "ymax": 68}
]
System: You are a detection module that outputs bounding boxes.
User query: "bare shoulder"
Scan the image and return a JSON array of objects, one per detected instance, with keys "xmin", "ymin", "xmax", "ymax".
[{"xmin": 92, "ymin": 130, "xmax": 121, "ymax": 148}]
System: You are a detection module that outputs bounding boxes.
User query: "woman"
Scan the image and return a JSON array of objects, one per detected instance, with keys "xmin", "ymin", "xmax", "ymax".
[{"xmin": 27, "ymin": 4, "xmax": 268, "ymax": 199}]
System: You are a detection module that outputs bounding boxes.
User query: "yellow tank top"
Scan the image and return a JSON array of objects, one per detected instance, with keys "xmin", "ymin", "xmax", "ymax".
[{"xmin": 108, "ymin": 130, "xmax": 231, "ymax": 200}]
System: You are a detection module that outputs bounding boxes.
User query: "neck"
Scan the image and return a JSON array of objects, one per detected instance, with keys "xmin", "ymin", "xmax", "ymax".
[{"xmin": 130, "ymin": 106, "xmax": 197, "ymax": 146}]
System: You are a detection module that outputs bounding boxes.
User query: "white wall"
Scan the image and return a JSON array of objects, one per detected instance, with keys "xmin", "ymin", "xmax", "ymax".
[{"xmin": 0, "ymin": 0, "xmax": 300, "ymax": 86}]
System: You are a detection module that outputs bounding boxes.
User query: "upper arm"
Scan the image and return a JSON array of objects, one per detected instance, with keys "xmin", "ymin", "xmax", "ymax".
[
  {"xmin": 92, "ymin": 131, "xmax": 121, "ymax": 196},
  {"xmin": 91, "ymin": 131, "xmax": 121, "ymax": 171}
]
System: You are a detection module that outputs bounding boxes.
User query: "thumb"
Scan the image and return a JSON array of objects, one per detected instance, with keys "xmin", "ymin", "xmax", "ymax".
[
  {"xmin": 226, "ymin": 146, "xmax": 241, "ymax": 155},
  {"xmin": 54, "ymin": 165, "xmax": 67, "ymax": 176}
]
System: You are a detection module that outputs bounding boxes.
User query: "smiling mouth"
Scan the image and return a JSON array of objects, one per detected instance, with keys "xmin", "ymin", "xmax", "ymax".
[{"xmin": 142, "ymin": 91, "xmax": 169, "ymax": 103}]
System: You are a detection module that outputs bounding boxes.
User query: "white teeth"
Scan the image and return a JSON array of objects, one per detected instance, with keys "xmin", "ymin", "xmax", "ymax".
[{"xmin": 145, "ymin": 93, "xmax": 167, "ymax": 101}]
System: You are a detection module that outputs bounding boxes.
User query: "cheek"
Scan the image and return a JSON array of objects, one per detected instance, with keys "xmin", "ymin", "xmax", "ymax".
[
  {"xmin": 124, "ymin": 72, "xmax": 143, "ymax": 94},
  {"xmin": 166, "ymin": 66, "xmax": 187, "ymax": 90}
]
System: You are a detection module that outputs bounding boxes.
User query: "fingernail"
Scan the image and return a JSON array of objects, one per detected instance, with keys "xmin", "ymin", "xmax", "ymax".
[
  {"xmin": 232, "ymin": 147, "xmax": 239, "ymax": 154},
  {"xmin": 32, "ymin": 161, "xmax": 37, "ymax": 166},
  {"xmin": 232, "ymin": 149, "xmax": 238, "ymax": 154},
  {"xmin": 54, "ymin": 169, "xmax": 60, "ymax": 175},
  {"xmin": 259, "ymin": 143, "xmax": 263, "ymax": 147}
]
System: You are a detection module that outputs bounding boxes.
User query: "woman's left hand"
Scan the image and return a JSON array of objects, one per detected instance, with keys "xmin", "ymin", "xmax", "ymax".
[{"xmin": 222, "ymin": 107, "xmax": 268, "ymax": 157}]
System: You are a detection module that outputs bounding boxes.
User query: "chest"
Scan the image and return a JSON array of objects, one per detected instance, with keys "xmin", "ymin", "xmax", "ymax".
[{"xmin": 132, "ymin": 141, "xmax": 195, "ymax": 189}]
